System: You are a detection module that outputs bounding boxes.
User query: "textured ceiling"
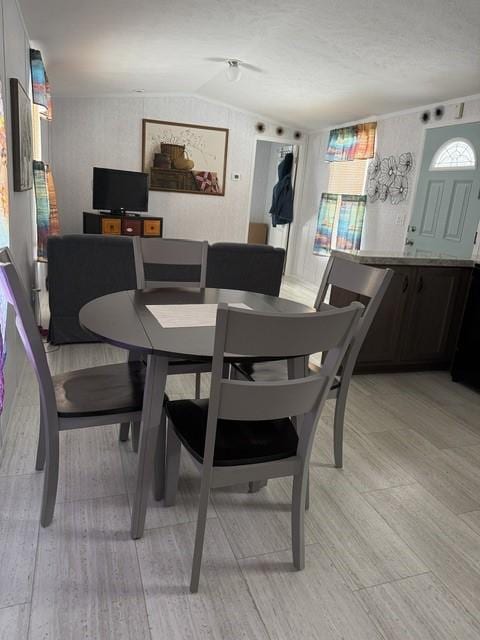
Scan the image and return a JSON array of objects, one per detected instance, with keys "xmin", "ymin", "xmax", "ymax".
[{"xmin": 19, "ymin": 0, "xmax": 480, "ymax": 129}]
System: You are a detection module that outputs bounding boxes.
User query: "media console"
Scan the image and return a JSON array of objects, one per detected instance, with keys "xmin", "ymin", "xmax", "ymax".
[{"xmin": 83, "ymin": 211, "xmax": 163, "ymax": 238}]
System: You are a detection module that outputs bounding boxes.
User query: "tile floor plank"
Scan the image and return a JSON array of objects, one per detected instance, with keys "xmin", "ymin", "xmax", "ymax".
[
  {"xmin": 0, "ymin": 475, "xmax": 42, "ymax": 608},
  {"xmin": 364, "ymin": 483, "xmax": 480, "ymax": 622},
  {"xmin": 375, "ymin": 392, "xmax": 480, "ymax": 449},
  {"xmin": 0, "ymin": 603, "xmax": 30, "ymax": 640},
  {"xmin": 303, "ymin": 467, "xmax": 426, "ymax": 590},
  {"xmin": 136, "ymin": 519, "xmax": 270, "ymax": 640},
  {"xmin": 212, "ymin": 477, "xmax": 317, "ymax": 559},
  {"xmin": 30, "ymin": 495, "xmax": 150, "ymax": 640},
  {"xmin": 366, "ymin": 430, "xmax": 480, "ymax": 514},
  {"xmin": 240, "ymin": 544, "xmax": 384, "ymax": 640},
  {"xmin": 357, "ymin": 572, "xmax": 480, "ymax": 640}
]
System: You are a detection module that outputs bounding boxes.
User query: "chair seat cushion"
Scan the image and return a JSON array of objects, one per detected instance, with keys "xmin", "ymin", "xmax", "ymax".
[
  {"xmin": 166, "ymin": 398, "xmax": 298, "ymax": 467},
  {"xmin": 54, "ymin": 361, "xmax": 146, "ymax": 418}
]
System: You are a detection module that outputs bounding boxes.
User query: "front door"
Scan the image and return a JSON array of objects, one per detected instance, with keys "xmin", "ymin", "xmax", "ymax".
[{"xmin": 407, "ymin": 123, "xmax": 480, "ymax": 258}]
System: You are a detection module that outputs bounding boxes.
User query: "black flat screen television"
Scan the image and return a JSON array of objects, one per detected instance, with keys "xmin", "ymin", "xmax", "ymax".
[{"xmin": 92, "ymin": 167, "xmax": 149, "ymax": 214}]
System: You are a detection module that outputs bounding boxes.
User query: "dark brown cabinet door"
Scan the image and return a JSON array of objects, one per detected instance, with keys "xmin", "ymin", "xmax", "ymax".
[
  {"xmin": 356, "ymin": 266, "xmax": 412, "ymax": 367},
  {"xmin": 399, "ymin": 267, "xmax": 470, "ymax": 365},
  {"xmin": 329, "ymin": 266, "xmax": 412, "ymax": 370}
]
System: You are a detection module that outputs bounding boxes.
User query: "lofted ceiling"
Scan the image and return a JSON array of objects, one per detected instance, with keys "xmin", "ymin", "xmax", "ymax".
[{"xmin": 18, "ymin": 0, "xmax": 480, "ymax": 129}]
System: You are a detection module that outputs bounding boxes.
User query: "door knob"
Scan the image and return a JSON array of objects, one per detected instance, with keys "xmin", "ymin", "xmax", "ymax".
[{"xmin": 405, "ymin": 239, "xmax": 414, "ymax": 246}]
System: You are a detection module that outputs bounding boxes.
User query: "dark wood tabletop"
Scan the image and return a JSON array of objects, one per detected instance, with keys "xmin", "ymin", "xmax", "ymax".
[{"xmin": 79, "ymin": 287, "xmax": 314, "ymax": 360}]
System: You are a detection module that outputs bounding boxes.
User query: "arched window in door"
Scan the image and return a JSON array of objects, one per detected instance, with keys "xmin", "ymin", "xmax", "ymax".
[{"xmin": 430, "ymin": 138, "xmax": 476, "ymax": 170}]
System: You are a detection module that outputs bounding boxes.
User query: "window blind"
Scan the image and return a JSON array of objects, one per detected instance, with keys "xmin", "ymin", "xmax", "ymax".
[{"xmin": 327, "ymin": 158, "xmax": 368, "ymax": 195}]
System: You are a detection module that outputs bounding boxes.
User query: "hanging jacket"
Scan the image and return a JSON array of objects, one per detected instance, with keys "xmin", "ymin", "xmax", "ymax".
[{"xmin": 269, "ymin": 152, "xmax": 294, "ymax": 227}]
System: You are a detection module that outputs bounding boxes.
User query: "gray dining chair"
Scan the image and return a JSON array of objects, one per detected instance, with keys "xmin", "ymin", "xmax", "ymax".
[
  {"xmin": 235, "ymin": 255, "xmax": 393, "ymax": 470},
  {"xmin": 0, "ymin": 247, "xmax": 146, "ymax": 527},
  {"xmin": 135, "ymin": 237, "xmax": 208, "ymax": 289},
  {"xmin": 162, "ymin": 301, "xmax": 363, "ymax": 592},
  {"xmin": 119, "ymin": 237, "xmax": 210, "ymax": 450}
]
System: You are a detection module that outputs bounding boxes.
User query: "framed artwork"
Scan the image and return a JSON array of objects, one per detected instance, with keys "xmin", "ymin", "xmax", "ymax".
[
  {"xmin": 142, "ymin": 119, "xmax": 229, "ymax": 196},
  {"xmin": 10, "ymin": 78, "xmax": 33, "ymax": 191}
]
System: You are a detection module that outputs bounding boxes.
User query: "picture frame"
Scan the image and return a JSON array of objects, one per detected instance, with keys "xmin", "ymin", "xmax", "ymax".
[
  {"xmin": 10, "ymin": 78, "xmax": 33, "ymax": 192},
  {"xmin": 142, "ymin": 119, "xmax": 229, "ymax": 196}
]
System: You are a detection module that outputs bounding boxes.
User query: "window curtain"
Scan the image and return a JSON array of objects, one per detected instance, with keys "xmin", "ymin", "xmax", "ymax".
[
  {"xmin": 46, "ymin": 167, "xmax": 60, "ymax": 237},
  {"xmin": 313, "ymin": 193, "xmax": 337, "ymax": 255},
  {"xmin": 33, "ymin": 161, "xmax": 49, "ymax": 259},
  {"xmin": 0, "ymin": 80, "xmax": 10, "ymax": 414},
  {"xmin": 30, "ymin": 49, "xmax": 52, "ymax": 119},
  {"xmin": 336, "ymin": 195, "xmax": 366, "ymax": 251},
  {"xmin": 325, "ymin": 122, "xmax": 376, "ymax": 162}
]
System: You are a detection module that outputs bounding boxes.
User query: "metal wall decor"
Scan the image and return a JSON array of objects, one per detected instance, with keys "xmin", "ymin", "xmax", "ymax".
[{"xmin": 367, "ymin": 152, "xmax": 413, "ymax": 205}]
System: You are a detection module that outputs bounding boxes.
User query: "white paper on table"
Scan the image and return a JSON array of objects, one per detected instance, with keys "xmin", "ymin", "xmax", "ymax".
[{"xmin": 145, "ymin": 303, "xmax": 252, "ymax": 328}]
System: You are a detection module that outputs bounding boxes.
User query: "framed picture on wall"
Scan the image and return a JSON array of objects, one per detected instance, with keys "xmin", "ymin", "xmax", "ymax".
[
  {"xmin": 142, "ymin": 119, "xmax": 229, "ymax": 196},
  {"xmin": 10, "ymin": 78, "xmax": 33, "ymax": 191}
]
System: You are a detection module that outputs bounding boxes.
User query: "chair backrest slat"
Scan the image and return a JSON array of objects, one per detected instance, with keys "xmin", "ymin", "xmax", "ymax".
[
  {"xmin": 0, "ymin": 248, "xmax": 56, "ymax": 414},
  {"xmin": 223, "ymin": 305, "xmax": 358, "ymax": 359},
  {"xmin": 218, "ymin": 374, "xmax": 330, "ymax": 422},
  {"xmin": 135, "ymin": 237, "xmax": 208, "ymax": 288}
]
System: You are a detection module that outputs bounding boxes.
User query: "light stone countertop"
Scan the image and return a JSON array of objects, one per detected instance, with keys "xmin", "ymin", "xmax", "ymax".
[{"xmin": 332, "ymin": 249, "xmax": 475, "ymax": 267}]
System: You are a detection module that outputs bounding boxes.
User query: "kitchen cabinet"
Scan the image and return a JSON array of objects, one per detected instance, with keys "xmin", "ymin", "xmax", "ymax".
[{"xmin": 330, "ymin": 263, "xmax": 472, "ymax": 373}]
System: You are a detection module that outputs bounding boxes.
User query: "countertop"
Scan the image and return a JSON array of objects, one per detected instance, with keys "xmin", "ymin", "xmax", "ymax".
[{"xmin": 331, "ymin": 249, "xmax": 475, "ymax": 267}]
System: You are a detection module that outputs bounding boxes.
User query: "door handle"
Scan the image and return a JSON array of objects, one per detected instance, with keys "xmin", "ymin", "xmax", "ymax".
[
  {"xmin": 405, "ymin": 239, "xmax": 414, "ymax": 246},
  {"xmin": 402, "ymin": 275, "xmax": 409, "ymax": 293},
  {"xmin": 417, "ymin": 276, "xmax": 424, "ymax": 293}
]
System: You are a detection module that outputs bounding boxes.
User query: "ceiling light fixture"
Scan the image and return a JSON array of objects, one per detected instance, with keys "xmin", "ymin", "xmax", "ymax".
[{"xmin": 225, "ymin": 60, "xmax": 241, "ymax": 82}]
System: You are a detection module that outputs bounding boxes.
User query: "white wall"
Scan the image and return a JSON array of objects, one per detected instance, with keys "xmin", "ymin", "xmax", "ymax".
[
  {"xmin": 288, "ymin": 97, "xmax": 480, "ymax": 285},
  {"xmin": 249, "ymin": 140, "xmax": 271, "ymax": 223},
  {"xmin": 0, "ymin": 0, "xmax": 36, "ymax": 443},
  {"xmin": 51, "ymin": 96, "xmax": 298, "ymax": 243}
]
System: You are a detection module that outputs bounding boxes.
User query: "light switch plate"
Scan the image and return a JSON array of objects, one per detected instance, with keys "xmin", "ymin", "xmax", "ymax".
[{"xmin": 395, "ymin": 213, "xmax": 406, "ymax": 225}]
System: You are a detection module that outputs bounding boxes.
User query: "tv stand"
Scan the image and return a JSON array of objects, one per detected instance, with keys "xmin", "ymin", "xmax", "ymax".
[{"xmin": 83, "ymin": 211, "xmax": 163, "ymax": 237}]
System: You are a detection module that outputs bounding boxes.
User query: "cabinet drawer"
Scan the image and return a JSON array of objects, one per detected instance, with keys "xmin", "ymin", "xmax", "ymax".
[
  {"xmin": 101, "ymin": 218, "xmax": 121, "ymax": 235},
  {"xmin": 143, "ymin": 219, "xmax": 162, "ymax": 236},
  {"xmin": 121, "ymin": 219, "xmax": 142, "ymax": 236}
]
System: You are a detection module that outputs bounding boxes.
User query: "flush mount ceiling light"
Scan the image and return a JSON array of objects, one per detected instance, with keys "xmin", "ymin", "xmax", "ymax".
[{"xmin": 225, "ymin": 60, "xmax": 241, "ymax": 82}]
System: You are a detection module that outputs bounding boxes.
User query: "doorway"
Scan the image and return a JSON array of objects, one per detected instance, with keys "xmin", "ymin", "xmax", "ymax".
[
  {"xmin": 407, "ymin": 122, "xmax": 480, "ymax": 258},
  {"xmin": 248, "ymin": 141, "xmax": 299, "ymax": 259}
]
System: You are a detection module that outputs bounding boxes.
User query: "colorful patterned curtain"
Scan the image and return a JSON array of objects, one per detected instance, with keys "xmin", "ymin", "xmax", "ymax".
[
  {"xmin": 0, "ymin": 81, "xmax": 10, "ymax": 413},
  {"xmin": 33, "ymin": 161, "xmax": 50, "ymax": 259},
  {"xmin": 313, "ymin": 193, "xmax": 337, "ymax": 255},
  {"xmin": 30, "ymin": 49, "xmax": 52, "ymax": 119},
  {"xmin": 46, "ymin": 167, "xmax": 60, "ymax": 236},
  {"xmin": 325, "ymin": 122, "xmax": 376, "ymax": 162},
  {"xmin": 336, "ymin": 195, "xmax": 366, "ymax": 251},
  {"xmin": 33, "ymin": 161, "xmax": 60, "ymax": 259}
]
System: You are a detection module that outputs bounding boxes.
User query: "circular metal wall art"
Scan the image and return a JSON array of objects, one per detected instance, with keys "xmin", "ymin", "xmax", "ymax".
[{"xmin": 367, "ymin": 151, "xmax": 413, "ymax": 205}]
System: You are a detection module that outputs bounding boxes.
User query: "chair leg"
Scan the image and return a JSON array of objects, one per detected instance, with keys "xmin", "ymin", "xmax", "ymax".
[
  {"xmin": 153, "ymin": 410, "xmax": 167, "ymax": 501},
  {"xmin": 40, "ymin": 431, "xmax": 59, "ymax": 527},
  {"xmin": 119, "ymin": 422, "xmax": 130, "ymax": 442},
  {"xmin": 132, "ymin": 421, "xmax": 140, "ymax": 453},
  {"xmin": 164, "ymin": 425, "xmax": 181, "ymax": 506},
  {"xmin": 194, "ymin": 373, "xmax": 201, "ymax": 400},
  {"xmin": 333, "ymin": 387, "xmax": 348, "ymax": 469},
  {"xmin": 190, "ymin": 475, "xmax": 211, "ymax": 593},
  {"xmin": 35, "ymin": 405, "xmax": 46, "ymax": 471},
  {"xmin": 292, "ymin": 471, "xmax": 308, "ymax": 570}
]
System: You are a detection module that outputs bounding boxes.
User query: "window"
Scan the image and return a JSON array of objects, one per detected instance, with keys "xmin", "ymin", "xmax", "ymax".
[
  {"xmin": 430, "ymin": 138, "xmax": 476, "ymax": 170},
  {"xmin": 327, "ymin": 158, "xmax": 368, "ymax": 195},
  {"xmin": 313, "ymin": 158, "xmax": 369, "ymax": 255}
]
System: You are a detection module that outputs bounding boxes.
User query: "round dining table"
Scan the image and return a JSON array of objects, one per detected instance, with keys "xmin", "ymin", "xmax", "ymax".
[{"xmin": 80, "ymin": 287, "xmax": 314, "ymax": 539}]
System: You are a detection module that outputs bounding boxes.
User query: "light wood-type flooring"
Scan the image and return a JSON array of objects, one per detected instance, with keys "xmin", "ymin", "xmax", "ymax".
[{"xmin": 1, "ymin": 277, "xmax": 480, "ymax": 639}]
